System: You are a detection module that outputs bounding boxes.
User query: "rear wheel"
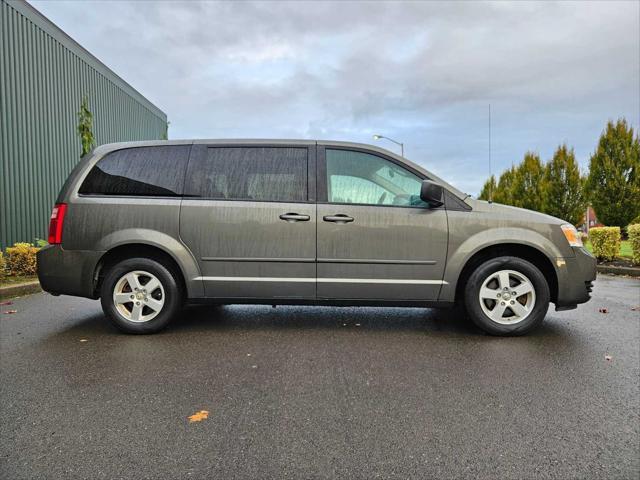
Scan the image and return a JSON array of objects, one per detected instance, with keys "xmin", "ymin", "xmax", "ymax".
[
  {"xmin": 463, "ymin": 256, "xmax": 550, "ymax": 336},
  {"xmin": 100, "ymin": 257, "xmax": 182, "ymax": 334}
]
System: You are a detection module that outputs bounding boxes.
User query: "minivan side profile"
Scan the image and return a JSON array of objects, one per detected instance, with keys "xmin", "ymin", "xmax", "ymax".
[{"xmin": 37, "ymin": 140, "xmax": 597, "ymax": 335}]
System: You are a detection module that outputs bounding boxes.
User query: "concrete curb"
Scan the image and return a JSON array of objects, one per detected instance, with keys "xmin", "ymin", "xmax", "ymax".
[
  {"xmin": 597, "ymin": 265, "xmax": 640, "ymax": 277},
  {"xmin": 0, "ymin": 280, "xmax": 42, "ymax": 300}
]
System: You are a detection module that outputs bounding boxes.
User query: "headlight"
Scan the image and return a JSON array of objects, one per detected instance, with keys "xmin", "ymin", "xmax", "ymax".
[{"xmin": 561, "ymin": 224, "xmax": 583, "ymax": 247}]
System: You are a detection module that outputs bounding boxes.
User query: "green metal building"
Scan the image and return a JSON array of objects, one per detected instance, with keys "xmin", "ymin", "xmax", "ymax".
[{"xmin": 1, "ymin": 0, "xmax": 167, "ymax": 248}]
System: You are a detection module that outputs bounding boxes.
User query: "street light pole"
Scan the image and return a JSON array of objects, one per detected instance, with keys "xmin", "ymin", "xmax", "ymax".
[{"xmin": 373, "ymin": 134, "xmax": 404, "ymax": 158}]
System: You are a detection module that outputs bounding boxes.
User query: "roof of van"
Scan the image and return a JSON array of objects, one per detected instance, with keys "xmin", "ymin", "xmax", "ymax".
[{"xmin": 92, "ymin": 139, "xmax": 468, "ymax": 201}]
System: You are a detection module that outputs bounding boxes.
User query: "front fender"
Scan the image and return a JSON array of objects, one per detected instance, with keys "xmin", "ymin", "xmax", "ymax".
[
  {"xmin": 439, "ymin": 227, "xmax": 563, "ymax": 302},
  {"xmin": 97, "ymin": 229, "xmax": 203, "ymax": 298}
]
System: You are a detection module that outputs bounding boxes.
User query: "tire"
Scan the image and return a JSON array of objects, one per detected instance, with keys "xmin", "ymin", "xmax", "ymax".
[
  {"xmin": 100, "ymin": 257, "xmax": 182, "ymax": 334},
  {"xmin": 463, "ymin": 256, "xmax": 550, "ymax": 336}
]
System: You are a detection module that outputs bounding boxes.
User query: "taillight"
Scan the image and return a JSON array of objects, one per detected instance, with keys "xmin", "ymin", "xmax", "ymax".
[{"xmin": 48, "ymin": 203, "xmax": 68, "ymax": 244}]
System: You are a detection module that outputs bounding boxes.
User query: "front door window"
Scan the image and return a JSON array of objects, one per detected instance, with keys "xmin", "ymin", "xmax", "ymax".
[{"xmin": 325, "ymin": 149, "xmax": 427, "ymax": 207}]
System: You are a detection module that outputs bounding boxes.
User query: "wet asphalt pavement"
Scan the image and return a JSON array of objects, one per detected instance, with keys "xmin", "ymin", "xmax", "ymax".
[{"xmin": 1, "ymin": 275, "xmax": 639, "ymax": 479}]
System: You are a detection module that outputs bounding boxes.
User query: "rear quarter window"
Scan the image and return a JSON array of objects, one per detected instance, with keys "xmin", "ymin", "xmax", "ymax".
[{"xmin": 79, "ymin": 145, "xmax": 191, "ymax": 196}]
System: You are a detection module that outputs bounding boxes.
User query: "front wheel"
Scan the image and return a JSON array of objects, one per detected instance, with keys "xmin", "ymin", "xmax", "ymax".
[
  {"xmin": 463, "ymin": 256, "xmax": 550, "ymax": 336},
  {"xmin": 100, "ymin": 257, "xmax": 182, "ymax": 334}
]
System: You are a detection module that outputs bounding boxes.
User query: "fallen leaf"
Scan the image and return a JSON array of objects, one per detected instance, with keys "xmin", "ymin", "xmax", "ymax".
[
  {"xmin": 0, "ymin": 301, "xmax": 13, "ymax": 306},
  {"xmin": 188, "ymin": 410, "xmax": 209, "ymax": 423},
  {"xmin": 598, "ymin": 308, "xmax": 608, "ymax": 314},
  {"xmin": 605, "ymin": 355, "xmax": 612, "ymax": 361},
  {"xmin": 3, "ymin": 310, "xmax": 17, "ymax": 314}
]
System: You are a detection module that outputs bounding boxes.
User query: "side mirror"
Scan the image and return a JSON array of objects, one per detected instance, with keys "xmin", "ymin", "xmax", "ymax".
[{"xmin": 420, "ymin": 180, "xmax": 444, "ymax": 207}]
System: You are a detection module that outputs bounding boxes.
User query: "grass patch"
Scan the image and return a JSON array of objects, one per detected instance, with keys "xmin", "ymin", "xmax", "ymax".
[
  {"xmin": 0, "ymin": 275, "xmax": 38, "ymax": 287},
  {"xmin": 619, "ymin": 240, "xmax": 633, "ymax": 258},
  {"xmin": 584, "ymin": 240, "xmax": 632, "ymax": 259}
]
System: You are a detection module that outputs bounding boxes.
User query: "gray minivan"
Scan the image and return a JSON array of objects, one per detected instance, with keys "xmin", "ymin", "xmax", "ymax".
[{"xmin": 37, "ymin": 140, "xmax": 596, "ymax": 335}]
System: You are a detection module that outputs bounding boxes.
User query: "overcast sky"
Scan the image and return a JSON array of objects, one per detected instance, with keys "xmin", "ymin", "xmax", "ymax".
[{"xmin": 31, "ymin": 0, "xmax": 639, "ymax": 195}]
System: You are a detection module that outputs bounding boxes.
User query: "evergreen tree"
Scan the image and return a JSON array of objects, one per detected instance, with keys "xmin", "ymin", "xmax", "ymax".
[
  {"xmin": 493, "ymin": 166, "xmax": 516, "ymax": 205},
  {"xmin": 542, "ymin": 144, "xmax": 585, "ymax": 225},
  {"xmin": 478, "ymin": 175, "xmax": 496, "ymax": 200},
  {"xmin": 511, "ymin": 152, "xmax": 545, "ymax": 211},
  {"xmin": 585, "ymin": 119, "xmax": 640, "ymax": 228}
]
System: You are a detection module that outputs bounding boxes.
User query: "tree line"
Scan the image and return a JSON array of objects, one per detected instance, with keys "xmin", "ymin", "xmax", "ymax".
[{"xmin": 478, "ymin": 119, "xmax": 640, "ymax": 228}]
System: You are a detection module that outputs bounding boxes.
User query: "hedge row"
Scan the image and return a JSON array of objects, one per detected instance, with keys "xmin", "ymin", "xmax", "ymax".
[
  {"xmin": 0, "ymin": 252, "xmax": 5, "ymax": 281},
  {"xmin": 589, "ymin": 227, "xmax": 621, "ymax": 261},
  {"xmin": 1, "ymin": 242, "xmax": 40, "ymax": 278},
  {"xmin": 589, "ymin": 224, "xmax": 640, "ymax": 264},
  {"xmin": 628, "ymin": 224, "xmax": 640, "ymax": 265}
]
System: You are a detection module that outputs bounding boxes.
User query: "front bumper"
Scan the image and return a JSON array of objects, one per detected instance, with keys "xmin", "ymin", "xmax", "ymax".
[
  {"xmin": 554, "ymin": 247, "xmax": 597, "ymax": 310},
  {"xmin": 36, "ymin": 244, "xmax": 104, "ymax": 299}
]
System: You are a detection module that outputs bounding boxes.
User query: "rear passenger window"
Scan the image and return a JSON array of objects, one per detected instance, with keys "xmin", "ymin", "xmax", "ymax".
[
  {"xmin": 185, "ymin": 147, "xmax": 307, "ymax": 202},
  {"xmin": 79, "ymin": 145, "xmax": 191, "ymax": 196}
]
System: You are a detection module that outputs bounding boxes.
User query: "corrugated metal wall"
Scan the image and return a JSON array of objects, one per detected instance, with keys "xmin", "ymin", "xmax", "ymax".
[{"xmin": 1, "ymin": 0, "xmax": 167, "ymax": 248}]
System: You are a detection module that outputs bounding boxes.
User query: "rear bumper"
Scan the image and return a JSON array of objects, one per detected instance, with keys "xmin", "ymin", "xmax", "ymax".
[
  {"xmin": 36, "ymin": 245, "xmax": 103, "ymax": 299},
  {"xmin": 554, "ymin": 247, "xmax": 597, "ymax": 309}
]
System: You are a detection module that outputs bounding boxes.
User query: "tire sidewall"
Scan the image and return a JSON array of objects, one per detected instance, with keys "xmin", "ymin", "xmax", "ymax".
[
  {"xmin": 100, "ymin": 258, "xmax": 181, "ymax": 334},
  {"xmin": 464, "ymin": 256, "xmax": 550, "ymax": 336}
]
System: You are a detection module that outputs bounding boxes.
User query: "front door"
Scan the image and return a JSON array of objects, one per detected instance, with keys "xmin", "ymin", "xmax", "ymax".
[
  {"xmin": 180, "ymin": 144, "xmax": 316, "ymax": 299},
  {"xmin": 316, "ymin": 147, "xmax": 448, "ymax": 301}
]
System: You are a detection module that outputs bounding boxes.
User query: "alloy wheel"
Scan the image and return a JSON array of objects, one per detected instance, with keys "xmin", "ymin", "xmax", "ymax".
[
  {"xmin": 112, "ymin": 270, "xmax": 165, "ymax": 322},
  {"xmin": 478, "ymin": 269, "xmax": 536, "ymax": 325}
]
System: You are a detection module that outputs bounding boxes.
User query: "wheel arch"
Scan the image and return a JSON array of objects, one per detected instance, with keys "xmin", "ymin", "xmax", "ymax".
[
  {"xmin": 452, "ymin": 243, "xmax": 558, "ymax": 305},
  {"xmin": 93, "ymin": 242, "xmax": 200, "ymax": 299}
]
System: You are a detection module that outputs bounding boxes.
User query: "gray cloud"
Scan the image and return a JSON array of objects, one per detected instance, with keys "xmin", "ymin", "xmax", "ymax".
[{"xmin": 31, "ymin": 0, "xmax": 639, "ymax": 194}]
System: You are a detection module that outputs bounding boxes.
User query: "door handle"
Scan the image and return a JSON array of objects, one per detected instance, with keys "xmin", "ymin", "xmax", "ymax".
[
  {"xmin": 279, "ymin": 213, "xmax": 311, "ymax": 222},
  {"xmin": 323, "ymin": 214, "xmax": 354, "ymax": 224}
]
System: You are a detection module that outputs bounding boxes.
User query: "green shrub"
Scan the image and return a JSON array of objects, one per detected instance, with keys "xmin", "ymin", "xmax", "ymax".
[
  {"xmin": 0, "ymin": 251, "xmax": 6, "ymax": 281},
  {"xmin": 628, "ymin": 224, "xmax": 640, "ymax": 265},
  {"xmin": 589, "ymin": 227, "xmax": 621, "ymax": 262},
  {"xmin": 5, "ymin": 242, "xmax": 39, "ymax": 276}
]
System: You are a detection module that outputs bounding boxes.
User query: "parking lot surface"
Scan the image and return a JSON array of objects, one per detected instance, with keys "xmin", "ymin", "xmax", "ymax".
[{"xmin": 1, "ymin": 275, "xmax": 638, "ymax": 479}]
